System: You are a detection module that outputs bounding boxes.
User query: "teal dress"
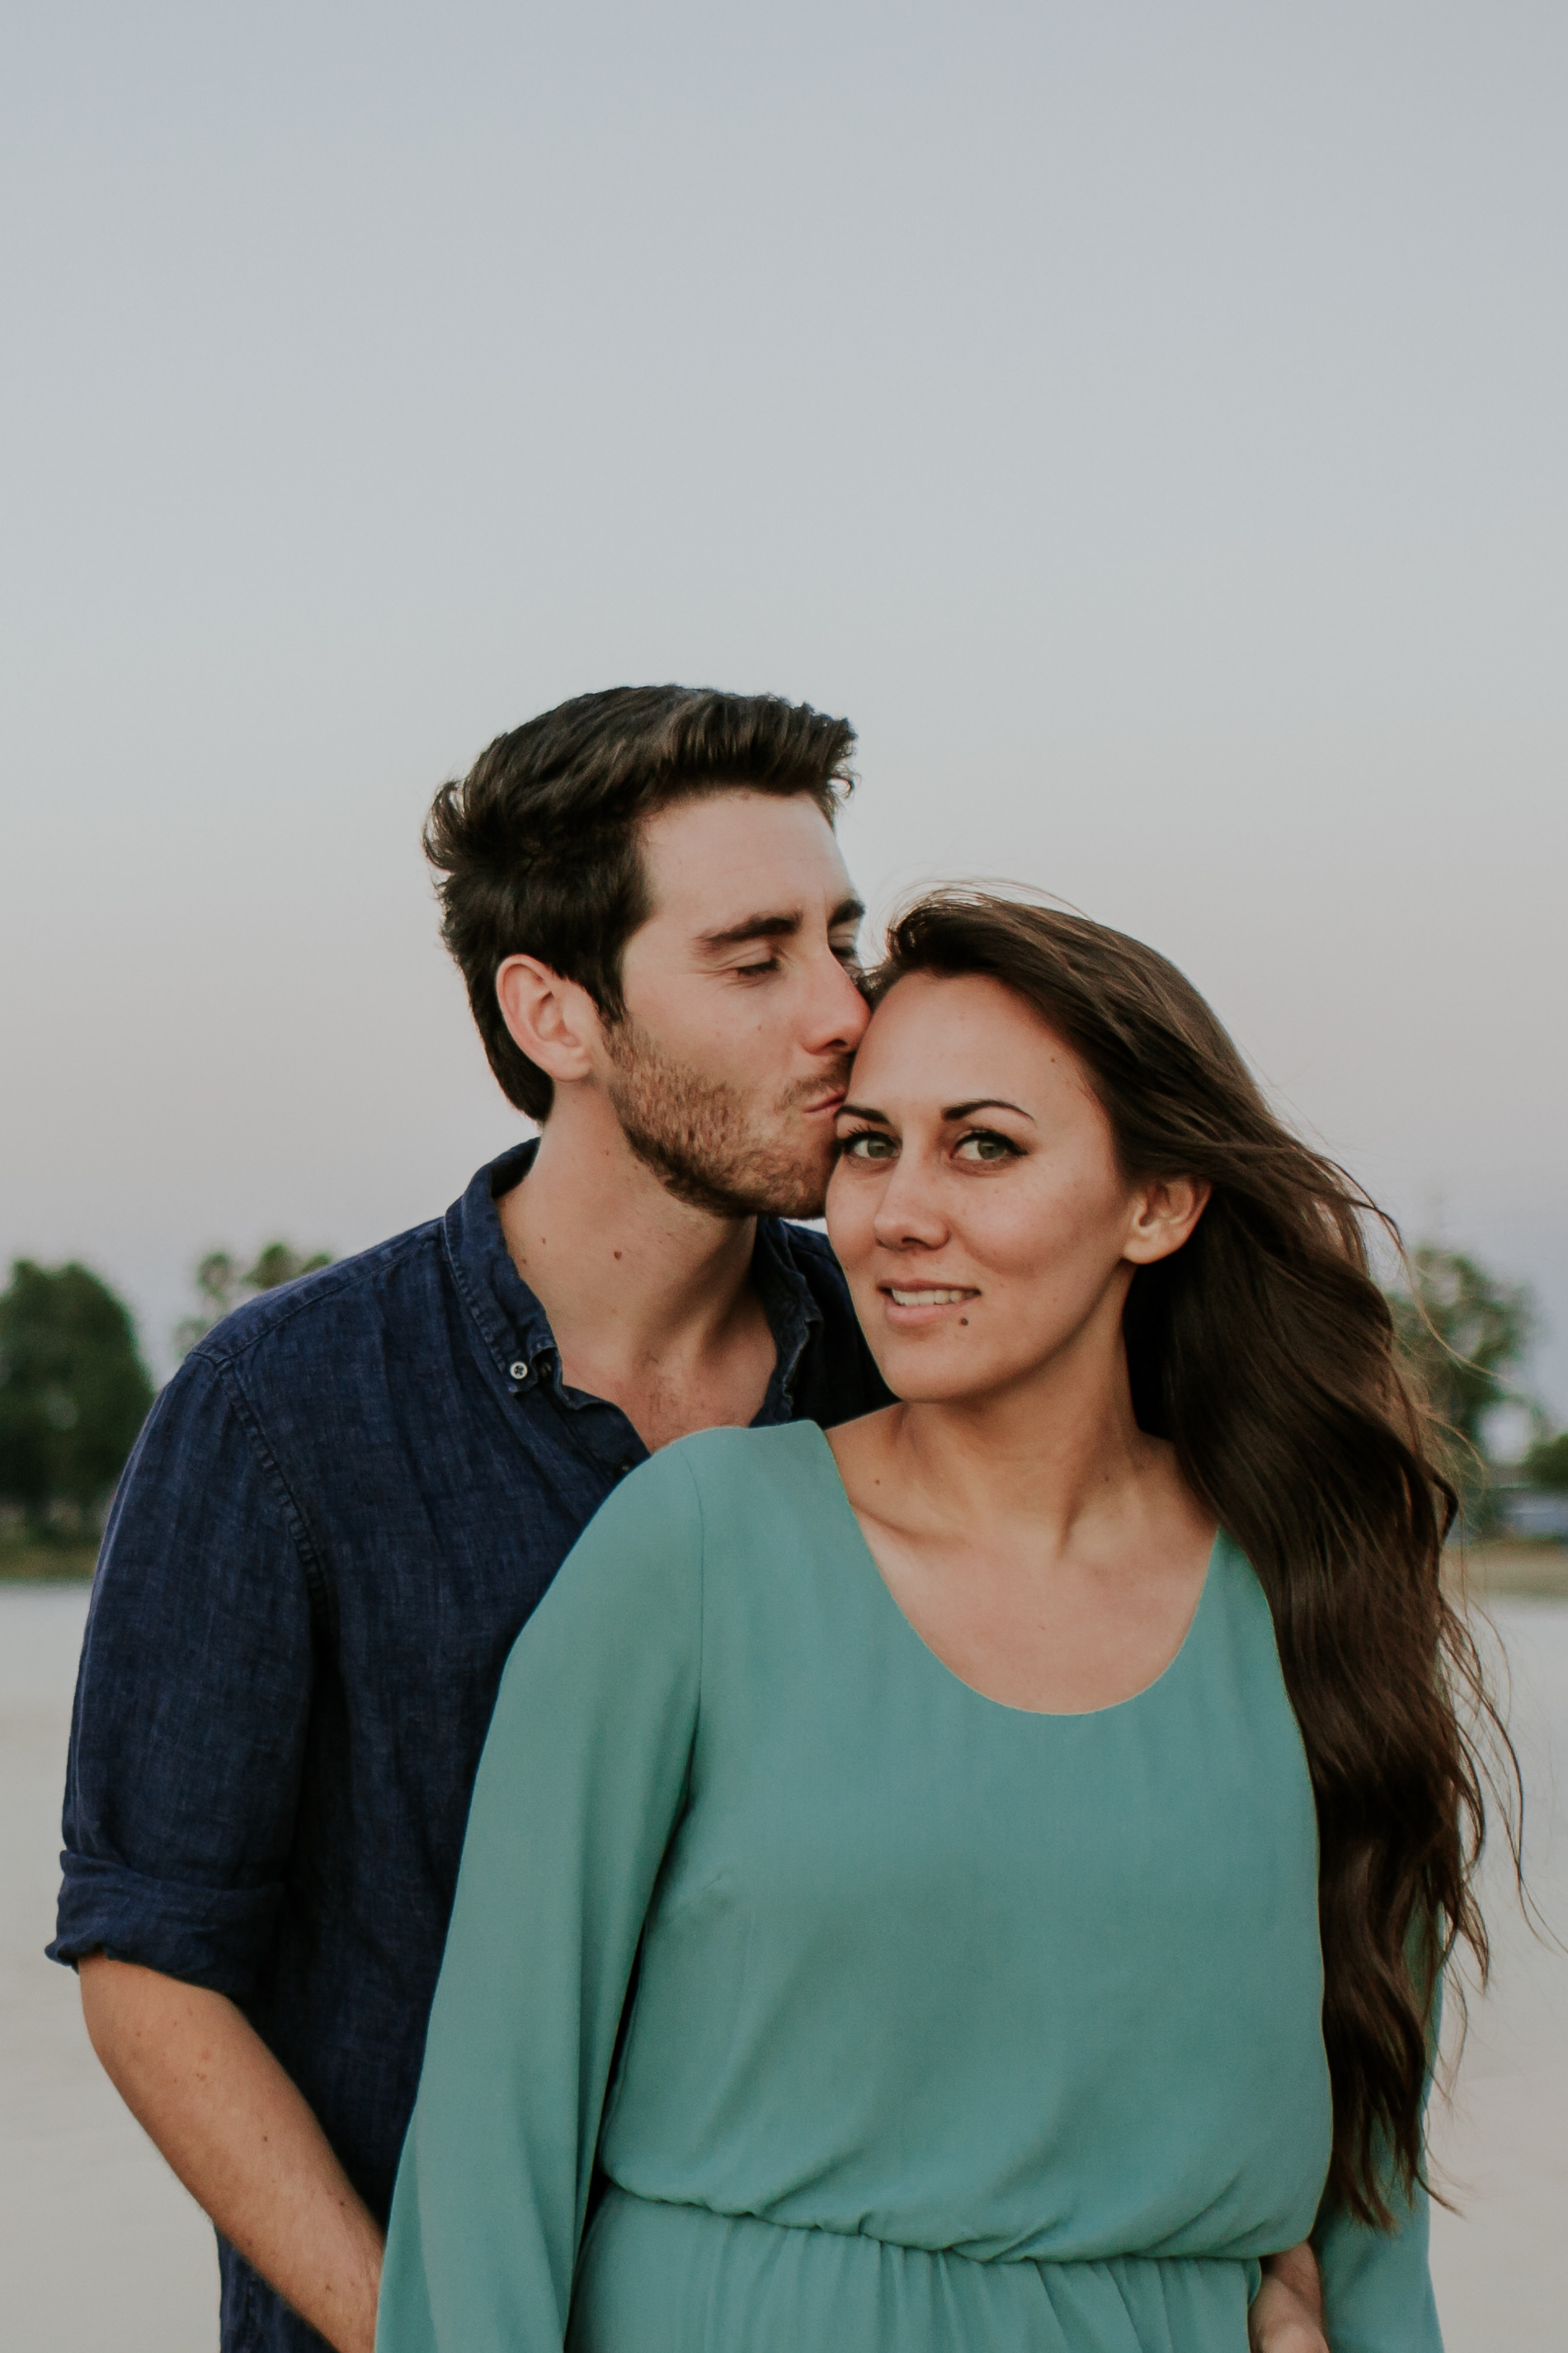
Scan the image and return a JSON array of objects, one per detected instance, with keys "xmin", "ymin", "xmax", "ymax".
[{"xmin": 378, "ymin": 1423, "xmax": 1441, "ymax": 2353}]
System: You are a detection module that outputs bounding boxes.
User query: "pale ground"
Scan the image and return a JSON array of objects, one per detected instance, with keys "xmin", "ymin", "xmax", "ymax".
[{"xmin": 2, "ymin": 1587, "xmax": 1564, "ymax": 2351}]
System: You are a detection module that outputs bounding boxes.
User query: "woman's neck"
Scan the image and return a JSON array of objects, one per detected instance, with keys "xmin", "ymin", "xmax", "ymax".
[
  {"xmin": 826, "ymin": 1322, "xmax": 1217, "ymax": 1715},
  {"xmin": 880, "ymin": 1351, "xmax": 1161, "ymax": 1554}
]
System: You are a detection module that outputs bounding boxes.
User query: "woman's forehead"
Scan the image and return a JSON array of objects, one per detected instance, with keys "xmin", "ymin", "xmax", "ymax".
[{"xmin": 853, "ymin": 971, "xmax": 1086, "ymax": 1101}]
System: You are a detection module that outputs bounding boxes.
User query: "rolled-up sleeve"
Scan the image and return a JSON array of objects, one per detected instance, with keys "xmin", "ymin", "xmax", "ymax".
[{"xmin": 49, "ymin": 1350, "xmax": 316, "ymax": 2011}]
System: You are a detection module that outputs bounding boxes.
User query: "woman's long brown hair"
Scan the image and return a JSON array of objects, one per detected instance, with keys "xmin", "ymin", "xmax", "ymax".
[{"xmin": 872, "ymin": 889, "xmax": 1514, "ymax": 2226}]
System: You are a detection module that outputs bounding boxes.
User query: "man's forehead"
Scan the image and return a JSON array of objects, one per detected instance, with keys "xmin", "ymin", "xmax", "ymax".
[{"xmin": 639, "ymin": 791, "xmax": 855, "ymax": 926}]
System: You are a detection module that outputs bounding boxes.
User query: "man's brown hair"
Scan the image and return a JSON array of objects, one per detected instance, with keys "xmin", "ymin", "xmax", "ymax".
[{"xmin": 425, "ymin": 686, "xmax": 856, "ymax": 1121}]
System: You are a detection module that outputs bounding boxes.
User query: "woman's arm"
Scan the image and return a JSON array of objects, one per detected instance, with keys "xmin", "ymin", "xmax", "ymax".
[
  {"xmin": 375, "ymin": 1449, "xmax": 705, "ymax": 2353},
  {"xmin": 1311, "ymin": 1970, "xmax": 1444, "ymax": 2353},
  {"xmin": 1312, "ymin": 2178, "xmax": 1441, "ymax": 2353}
]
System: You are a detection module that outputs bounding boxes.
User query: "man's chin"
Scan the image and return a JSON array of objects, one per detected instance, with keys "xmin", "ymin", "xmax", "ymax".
[
  {"xmin": 756, "ymin": 1172, "xmax": 830, "ymax": 1223},
  {"xmin": 624, "ymin": 1126, "xmax": 833, "ymax": 1224},
  {"xmin": 732, "ymin": 1131, "xmax": 836, "ymax": 1223},
  {"xmin": 666, "ymin": 1160, "xmax": 830, "ymax": 1225}
]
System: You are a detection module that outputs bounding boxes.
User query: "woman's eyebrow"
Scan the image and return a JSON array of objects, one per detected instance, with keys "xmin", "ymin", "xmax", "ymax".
[
  {"xmin": 943, "ymin": 1097, "xmax": 1035, "ymax": 1122},
  {"xmin": 836, "ymin": 1097, "xmax": 1036, "ymax": 1124}
]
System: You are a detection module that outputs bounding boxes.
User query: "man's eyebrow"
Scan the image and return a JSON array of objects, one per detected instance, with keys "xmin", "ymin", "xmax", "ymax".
[
  {"xmin": 695, "ymin": 894, "xmax": 866, "ymax": 953},
  {"xmin": 695, "ymin": 909, "xmax": 803, "ymax": 951}
]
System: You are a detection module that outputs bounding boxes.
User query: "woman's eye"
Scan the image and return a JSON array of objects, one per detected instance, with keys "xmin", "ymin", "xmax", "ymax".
[
  {"xmin": 954, "ymin": 1129, "xmax": 1019, "ymax": 1162},
  {"xmin": 838, "ymin": 1129, "xmax": 897, "ymax": 1161}
]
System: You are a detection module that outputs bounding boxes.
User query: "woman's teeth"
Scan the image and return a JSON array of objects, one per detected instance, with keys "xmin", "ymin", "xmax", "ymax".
[{"xmin": 888, "ymin": 1288, "xmax": 972, "ymax": 1306}]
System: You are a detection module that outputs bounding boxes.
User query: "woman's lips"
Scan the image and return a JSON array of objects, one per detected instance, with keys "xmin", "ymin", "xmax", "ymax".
[{"xmin": 878, "ymin": 1284, "xmax": 980, "ymax": 1324}]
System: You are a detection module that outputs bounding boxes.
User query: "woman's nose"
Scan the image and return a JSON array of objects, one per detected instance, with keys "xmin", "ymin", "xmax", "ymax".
[{"xmin": 871, "ymin": 1160, "xmax": 948, "ymax": 1250}]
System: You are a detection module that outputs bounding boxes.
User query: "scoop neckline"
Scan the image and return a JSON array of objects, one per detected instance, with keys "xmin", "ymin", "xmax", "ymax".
[{"xmin": 798, "ymin": 1420, "xmax": 1222, "ymax": 1723}]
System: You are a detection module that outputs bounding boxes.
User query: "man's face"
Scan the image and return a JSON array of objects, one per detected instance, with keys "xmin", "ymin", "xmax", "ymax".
[{"xmin": 605, "ymin": 790, "xmax": 869, "ymax": 1219}]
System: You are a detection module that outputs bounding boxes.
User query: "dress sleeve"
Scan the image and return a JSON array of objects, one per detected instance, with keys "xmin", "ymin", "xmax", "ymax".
[
  {"xmin": 1313, "ymin": 2176, "xmax": 1440, "ymax": 2353},
  {"xmin": 1312, "ymin": 1974, "xmax": 1444, "ymax": 2353},
  {"xmin": 375, "ymin": 1443, "xmax": 705, "ymax": 2353},
  {"xmin": 49, "ymin": 1353, "xmax": 316, "ymax": 2005}
]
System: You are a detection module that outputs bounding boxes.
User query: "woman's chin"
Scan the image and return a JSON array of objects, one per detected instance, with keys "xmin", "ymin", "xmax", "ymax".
[{"xmin": 868, "ymin": 1346, "xmax": 1004, "ymax": 1407}]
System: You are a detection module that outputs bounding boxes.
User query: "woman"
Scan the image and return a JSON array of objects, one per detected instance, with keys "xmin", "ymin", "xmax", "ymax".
[{"xmin": 378, "ymin": 893, "xmax": 1494, "ymax": 2353}]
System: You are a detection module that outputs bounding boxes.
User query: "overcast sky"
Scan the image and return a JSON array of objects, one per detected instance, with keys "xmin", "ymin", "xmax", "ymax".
[{"xmin": 3, "ymin": 2, "xmax": 1566, "ymax": 1416}]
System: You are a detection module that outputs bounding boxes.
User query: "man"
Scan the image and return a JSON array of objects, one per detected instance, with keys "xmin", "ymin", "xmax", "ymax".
[{"xmin": 51, "ymin": 686, "xmax": 890, "ymax": 2353}]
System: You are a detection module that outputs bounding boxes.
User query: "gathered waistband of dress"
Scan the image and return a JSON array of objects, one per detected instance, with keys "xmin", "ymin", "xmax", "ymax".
[
  {"xmin": 594, "ymin": 2181, "xmax": 1263, "ymax": 2272},
  {"xmin": 572, "ymin": 2186, "xmax": 1262, "ymax": 2353}
]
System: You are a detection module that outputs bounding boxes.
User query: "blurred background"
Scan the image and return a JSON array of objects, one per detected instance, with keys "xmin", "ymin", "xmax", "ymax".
[{"xmin": 2, "ymin": 3, "xmax": 1565, "ymax": 2346}]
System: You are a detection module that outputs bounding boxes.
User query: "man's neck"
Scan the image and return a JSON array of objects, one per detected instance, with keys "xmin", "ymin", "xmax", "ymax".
[{"xmin": 496, "ymin": 1102, "xmax": 777, "ymax": 1450}]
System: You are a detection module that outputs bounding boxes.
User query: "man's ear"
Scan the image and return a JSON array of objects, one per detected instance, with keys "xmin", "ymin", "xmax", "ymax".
[
  {"xmin": 494, "ymin": 955, "xmax": 606, "ymax": 1089},
  {"xmin": 1122, "ymin": 1174, "xmax": 1211, "ymax": 1266}
]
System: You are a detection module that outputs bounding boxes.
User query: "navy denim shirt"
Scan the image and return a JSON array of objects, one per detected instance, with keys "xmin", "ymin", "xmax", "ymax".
[{"xmin": 51, "ymin": 1141, "xmax": 888, "ymax": 2353}]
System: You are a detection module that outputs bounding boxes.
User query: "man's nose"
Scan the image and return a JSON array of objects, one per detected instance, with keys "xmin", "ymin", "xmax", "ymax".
[{"xmin": 807, "ymin": 950, "xmax": 872, "ymax": 1053}]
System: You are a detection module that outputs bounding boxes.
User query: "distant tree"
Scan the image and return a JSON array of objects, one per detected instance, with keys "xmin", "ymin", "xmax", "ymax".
[
  {"xmin": 1526, "ymin": 1431, "xmax": 1568, "ymax": 1493},
  {"xmin": 174, "ymin": 1242, "xmax": 332, "ymax": 1357},
  {"xmin": 0, "ymin": 1261, "xmax": 155, "ymax": 1534},
  {"xmin": 1387, "ymin": 1244, "xmax": 1536, "ymax": 1527}
]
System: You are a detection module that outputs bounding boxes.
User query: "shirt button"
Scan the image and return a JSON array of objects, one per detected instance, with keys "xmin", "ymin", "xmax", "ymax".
[{"xmin": 509, "ymin": 1360, "xmax": 529, "ymax": 1381}]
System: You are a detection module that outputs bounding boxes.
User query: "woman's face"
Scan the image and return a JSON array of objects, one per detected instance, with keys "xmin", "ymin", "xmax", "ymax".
[{"xmin": 826, "ymin": 971, "xmax": 1203, "ymax": 1406}]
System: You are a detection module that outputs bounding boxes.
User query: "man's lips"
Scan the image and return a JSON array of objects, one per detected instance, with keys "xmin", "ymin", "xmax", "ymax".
[{"xmin": 800, "ymin": 1088, "xmax": 847, "ymax": 1116}]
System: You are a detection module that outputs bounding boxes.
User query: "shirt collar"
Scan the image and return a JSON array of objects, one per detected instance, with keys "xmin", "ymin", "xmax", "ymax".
[
  {"xmin": 443, "ymin": 1139, "xmax": 824, "ymax": 1417},
  {"xmin": 749, "ymin": 1212, "xmax": 824, "ymax": 1418}
]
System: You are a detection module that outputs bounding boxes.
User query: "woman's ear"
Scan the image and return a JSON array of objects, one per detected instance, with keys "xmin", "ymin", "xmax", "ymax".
[
  {"xmin": 494, "ymin": 955, "xmax": 605, "ymax": 1090},
  {"xmin": 1123, "ymin": 1175, "xmax": 1211, "ymax": 1266}
]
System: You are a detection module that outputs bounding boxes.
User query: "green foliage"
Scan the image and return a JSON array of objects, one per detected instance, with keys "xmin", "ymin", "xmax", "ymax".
[
  {"xmin": 174, "ymin": 1242, "xmax": 332, "ymax": 1357},
  {"xmin": 0, "ymin": 1261, "xmax": 155, "ymax": 1533},
  {"xmin": 1526, "ymin": 1431, "xmax": 1568, "ymax": 1493},
  {"xmin": 1387, "ymin": 1244, "xmax": 1536, "ymax": 1528},
  {"xmin": 0, "ymin": 1538, "xmax": 100, "ymax": 1582}
]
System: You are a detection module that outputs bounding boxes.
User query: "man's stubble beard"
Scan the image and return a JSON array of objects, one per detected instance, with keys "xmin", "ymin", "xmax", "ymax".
[{"xmin": 604, "ymin": 1017, "xmax": 847, "ymax": 1222}]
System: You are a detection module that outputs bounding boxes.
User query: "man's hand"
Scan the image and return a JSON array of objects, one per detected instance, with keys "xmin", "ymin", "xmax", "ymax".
[
  {"xmin": 79, "ymin": 1957, "xmax": 384, "ymax": 2353},
  {"xmin": 1249, "ymin": 2240, "xmax": 1329, "ymax": 2353}
]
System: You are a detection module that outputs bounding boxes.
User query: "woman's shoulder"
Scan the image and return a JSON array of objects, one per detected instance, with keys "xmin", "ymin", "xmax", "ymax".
[
  {"xmin": 660, "ymin": 1418, "xmax": 826, "ymax": 1482},
  {"xmin": 1208, "ymin": 1527, "xmax": 1276, "ymax": 1624},
  {"xmin": 658, "ymin": 1412, "xmax": 831, "ymax": 1506},
  {"xmin": 1200, "ymin": 1529, "xmax": 1305, "ymax": 1717},
  {"xmin": 587, "ymin": 1421, "xmax": 829, "ymax": 1553},
  {"xmin": 525, "ymin": 1425, "xmax": 838, "ymax": 1672}
]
